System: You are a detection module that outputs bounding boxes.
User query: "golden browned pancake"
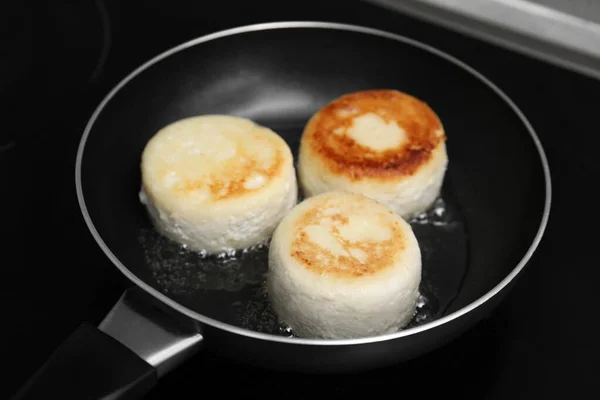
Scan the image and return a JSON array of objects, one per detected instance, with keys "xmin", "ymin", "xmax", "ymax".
[
  {"xmin": 298, "ymin": 89, "xmax": 448, "ymax": 219},
  {"xmin": 140, "ymin": 115, "xmax": 297, "ymax": 254},
  {"xmin": 267, "ymin": 191, "xmax": 421, "ymax": 339}
]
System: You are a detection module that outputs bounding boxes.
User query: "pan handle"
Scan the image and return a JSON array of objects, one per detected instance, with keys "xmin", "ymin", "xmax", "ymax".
[
  {"xmin": 11, "ymin": 287, "xmax": 204, "ymax": 400},
  {"xmin": 11, "ymin": 321, "xmax": 157, "ymax": 400}
]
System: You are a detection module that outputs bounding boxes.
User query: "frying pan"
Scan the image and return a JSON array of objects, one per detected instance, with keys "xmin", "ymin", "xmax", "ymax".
[{"xmin": 13, "ymin": 21, "xmax": 550, "ymax": 400}]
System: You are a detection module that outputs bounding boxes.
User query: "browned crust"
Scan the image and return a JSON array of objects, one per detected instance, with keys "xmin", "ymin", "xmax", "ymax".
[
  {"xmin": 289, "ymin": 198, "xmax": 406, "ymax": 277},
  {"xmin": 302, "ymin": 89, "xmax": 446, "ymax": 181},
  {"xmin": 174, "ymin": 134, "xmax": 284, "ymax": 201}
]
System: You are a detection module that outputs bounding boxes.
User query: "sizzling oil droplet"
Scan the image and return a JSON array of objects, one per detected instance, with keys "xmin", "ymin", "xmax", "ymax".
[
  {"xmin": 409, "ymin": 197, "xmax": 451, "ymax": 227},
  {"xmin": 417, "ymin": 294, "xmax": 427, "ymax": 309},
  {"xmin": 277, "ymin": 323, "xmax": 295, "ymax": 337}
]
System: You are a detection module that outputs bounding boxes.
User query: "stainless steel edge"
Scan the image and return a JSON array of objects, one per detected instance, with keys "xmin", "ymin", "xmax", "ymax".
[
  {"xmin": 363, "ymin": 0, "xmax": 600, "ymax": 81},
  {"xmin": 75, "ymin": 21, "xmax": 551, "ymax": 347},
  {"xmin": 98, "ymin": 287, "xmax": 204, "ymax": 377}
]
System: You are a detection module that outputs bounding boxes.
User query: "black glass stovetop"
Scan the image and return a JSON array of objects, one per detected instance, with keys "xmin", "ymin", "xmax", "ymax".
[{"xmin": 3, "ymin": 0, "xmax": 597, "ymax": 398}]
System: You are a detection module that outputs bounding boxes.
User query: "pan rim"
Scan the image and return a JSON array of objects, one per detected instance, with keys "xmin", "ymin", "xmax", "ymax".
[{"xmin": 75, "ymin": 21, "xmax": 552, "ymax": 346}]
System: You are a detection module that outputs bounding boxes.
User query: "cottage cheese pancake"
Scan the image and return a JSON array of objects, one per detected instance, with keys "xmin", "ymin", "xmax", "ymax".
[
  {"xmin": 298, "ymin": 89, "xmax": 448, "ymax": 219},
  {"xmin": 267, "ymin": 191, "xmax": 421, "ymax": 339},
  {"xmin": 140, "ymin": 115, "xmax": 297, "ymax": 254}
]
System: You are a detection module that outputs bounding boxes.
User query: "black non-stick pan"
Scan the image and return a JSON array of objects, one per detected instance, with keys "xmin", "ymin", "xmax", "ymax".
[{"xmin": 14, "ymin": 22, "xmax": 551, "ymax": 400}]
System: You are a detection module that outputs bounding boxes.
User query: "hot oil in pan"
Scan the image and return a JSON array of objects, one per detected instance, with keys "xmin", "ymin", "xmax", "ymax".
[{"xmin": 138, "ymin": 185, "xmax": 469, "ymax": 337}]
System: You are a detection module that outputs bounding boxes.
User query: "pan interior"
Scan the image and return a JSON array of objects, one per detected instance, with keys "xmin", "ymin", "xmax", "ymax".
[{"xmin": 79, "ymin": 26, "xmax": 547, "ymax": 338}]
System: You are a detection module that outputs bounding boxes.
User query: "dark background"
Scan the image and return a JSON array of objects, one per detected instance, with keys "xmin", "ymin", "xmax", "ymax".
[{"xmin": 2, "ymin": 0, "xmax": 598, "ymax": 398}]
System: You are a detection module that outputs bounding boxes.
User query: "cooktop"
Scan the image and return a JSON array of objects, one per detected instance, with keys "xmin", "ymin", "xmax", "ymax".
[{"xmin": 3, "ymin": 0, "xmax": 597, "ymax": 398}]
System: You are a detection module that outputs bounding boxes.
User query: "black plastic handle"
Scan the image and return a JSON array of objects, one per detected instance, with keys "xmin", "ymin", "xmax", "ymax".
[{"xmin": 11, "ymin": 322, "xmax": 157, "ymax": 400}]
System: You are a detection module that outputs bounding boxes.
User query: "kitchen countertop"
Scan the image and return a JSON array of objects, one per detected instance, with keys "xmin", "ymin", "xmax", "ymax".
[{"xmin": 3, "ymin": 0, "xmax": 598, "ymax": 398}]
